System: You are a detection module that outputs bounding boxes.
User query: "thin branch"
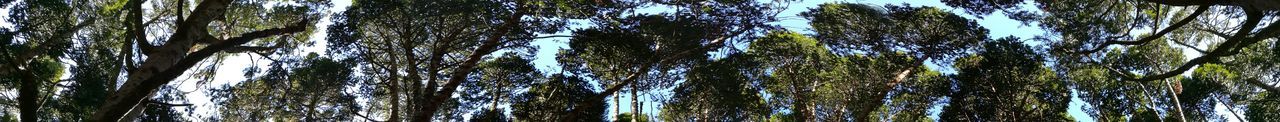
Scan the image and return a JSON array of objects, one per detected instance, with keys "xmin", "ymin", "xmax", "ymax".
[
  {"xmin": 1194, "ymin": 27, "xmax": 1231, "ymax": 39},
  {"xmin": 1213, "ymin": 95, "xmax": 1247, "ymax": 121},
  {"xmin": 224, "ymin": 45, "xmax": 280, "ymax": 53},
  {"xmin": 0, "ymin": 18, "xmax": 96, "ymax": 76},
  {"xmin": 146, "ymin": 100, "xmax": 193, "ymax": 107},
  {"xmin": 513, "ymin": 35, "xmax": 575, "ymax": 40},
  {"xmin": 1171, "ymin": 39, "xmax": 1208, "ymax": 53}
]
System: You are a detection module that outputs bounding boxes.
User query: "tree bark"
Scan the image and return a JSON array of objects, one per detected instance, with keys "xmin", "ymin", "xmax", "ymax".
[
  {"xmin": 390, "ymin": 75, "xmax": 402, "ymax": 122},
  {"xmin": 631, "ymin": 83, "xmax": 639, "ymax": 122},
  {"xmin": 19, "ymin": 70, "xmax": 39, "ymax": 122},
  {"xmin": 1163, "ymin": 79, "xmax": 1187, "ymax": 122}
]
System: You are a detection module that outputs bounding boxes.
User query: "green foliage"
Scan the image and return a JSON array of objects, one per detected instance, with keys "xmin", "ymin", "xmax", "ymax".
[
  {"xmin": 212, "ymin": 56, "xmax": 360, "ymax": 121},
  {"xmin": 804, "ymin": 3, "xmax": 988, "ymax": 60},
  {"xmin": 748, "ymin": 31, "xmax": 832, "ymax": 121},
  {"xmin": 614, "ymin": 112, "xmax": 651, "ymax": 122},
  {"xmin": 1246, "ymin": 92, "xmax": 1280, "ymax": 121},
  {"xmin": 11, "ymin": 0, "xmax": 1280, "ymax": 121},
  {"xmin": 511, "ymin": 75, "xmax": 607, "ymax": 121},
  {"xmin": 661, "ymin": 54, "xmax": 769, "ymax": 121},
  {"xmin": 470, "ymin": 109, "xmax": 510, "ymax": 122},
  {"xmin": 940, "ymin": 37, "xmax": 1072, "ymax": 121}
]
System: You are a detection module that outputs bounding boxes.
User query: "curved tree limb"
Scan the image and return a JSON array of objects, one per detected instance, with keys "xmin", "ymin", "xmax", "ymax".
[
  {"xmin": 1075, "ymin": 5, "xmax": 1210, "ymax": 54},
  {"xmin": 1115, "ymin": 7, "xmax": 1267, "ymax": 82}
]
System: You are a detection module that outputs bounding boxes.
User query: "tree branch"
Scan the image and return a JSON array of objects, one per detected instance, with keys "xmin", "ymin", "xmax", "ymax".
[
  {"xmin": 1171, "ymin": 39, "xmax": 1208, "ymax": 54},
  {"xmin": 1074, "ymin": 5, "xmax": 1209, "ymax": 54},
  {"xmin": 1116, "ymin": 7, "xmax": 1266, "ymax": 82},
  {"xmin": 1246, "ymin": 78, "xmax": 1280, "ymax": 94},
  {"xmin": 147, "ymin": 100, "xmax": 193, "ymax": 107},
  {"xmin": 223, "ymin": 46, "xmax": 280, "ymax": 53},
  {"xmin": 1194, "ymin": 27, "xmax": 1231, "ymax": 39},
  {"xmin": 0, "ymin": 18, "xmax": 95, "ymax": 76}
]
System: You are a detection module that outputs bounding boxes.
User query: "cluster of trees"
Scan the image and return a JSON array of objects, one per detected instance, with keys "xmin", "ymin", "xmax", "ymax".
[{"xmin": 1, "ymin": 0, "xmax": 1278, "ymax": 121}]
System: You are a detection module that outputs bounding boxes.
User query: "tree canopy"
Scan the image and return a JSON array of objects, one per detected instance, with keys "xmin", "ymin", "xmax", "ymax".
[{"xmin": 2, "ymin": 0, "xmax": 1279, "ymax": 121}]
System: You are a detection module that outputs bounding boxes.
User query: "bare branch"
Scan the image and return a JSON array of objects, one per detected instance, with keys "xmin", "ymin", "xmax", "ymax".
[
  {"xmin": 1194, "ymin": 27, "xmax": 1231, "ymax": 39},
  {"xmin": 1171, "ymin": 39, "xmax": 1208, "ymax": 53},
  {"xmin": 147, "ymin": 100, "xmax": 193, "ymax": 107},
  {"xmin": 223, "ymin": 46, "xmax": 279, "ymax": 53}
]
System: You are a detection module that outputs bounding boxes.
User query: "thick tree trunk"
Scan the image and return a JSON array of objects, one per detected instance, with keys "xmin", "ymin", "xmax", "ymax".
[
  {"xmin": 91, "ymin": 0, "xmax": 231, "ymax": 121},
  {"xmin": 386, "ymin": 45, "xmax": 404, "ymax": 122},
  {"xmin": 401, "ymin": 35, "xmax": 425, "ymax": 118},
  {"xmin": 19, "ymin": 72, "xmax": 39, "ymax": 122},
  {"xmin": 789, "ymin": 77, "xmax": 814, "ymax": 122}
]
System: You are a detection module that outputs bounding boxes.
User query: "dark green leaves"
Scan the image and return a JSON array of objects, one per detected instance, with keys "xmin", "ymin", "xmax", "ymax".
[{"xmin": 805, "ymin": 3, "xmax": 988, "ymax": 61}]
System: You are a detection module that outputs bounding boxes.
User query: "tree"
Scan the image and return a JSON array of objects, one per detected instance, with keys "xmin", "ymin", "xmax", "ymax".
[
  {"xmin": 211, "ymin": 54, "xmax": 360, "ymax": 121},
  {"xmin": 511, "ymin": 74, "xmax": 607, "ymax": 122},
  {"xmin": 946, "ymin": 0, "xmax": 1280, "ymax": 85},
  {"xmin": 558, "ymin": 1, "xmax": 784, "ymax": 120},
  {"xmin": 747, "ymin": 31, "xmax": 832, "ymax": 121},
  {"xmin": 457, "ymin": 52, "xmax": 542, "ymax": 121},
  {"xmin": 0, "ymin": 0, "xmax": 88, "ymax": 121},
  {"xmin": 802, "ymin": 3, "xmax": 988, "ymax": 121},
  {"xmin": 660, "ymin": 53, "xmax": 770, "ymax": 121},
  {"xmin": 939, "ymin": 37, "xmax": 1072, "ymax": 121},
  {"xmin": 469, "ymin": 53, "xmax": 541, "ymax": 111},
  {"xmin": 325, "ymin": 1, "xmax": 503, "ymax": 120}
]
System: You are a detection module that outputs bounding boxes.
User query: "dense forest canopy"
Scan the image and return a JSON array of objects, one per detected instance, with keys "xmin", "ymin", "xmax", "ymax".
[{"xmin": 1, "ymin": 0, "xmax": 1279, "ymax": 121}]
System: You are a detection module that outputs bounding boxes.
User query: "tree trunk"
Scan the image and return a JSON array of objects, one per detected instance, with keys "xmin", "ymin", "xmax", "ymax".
[
  {"xmin": 614, "ymin": 92, "xmax": 620, "ymax": 121},
  {"xmin": 1164, "ymin": 79, "xmax": 1187, "ymax": 122},
  {"xmin": 19, "ymin": 71, "xmax": 39, "ymax": 122},
  {"xmin": 856, "ymin": 65, "xmax": 918, "ymax": 121},
  {"xmin": 390, "ymin": 77, "xmax": 402, "ymax": 122},
  {"xmin": 401, "ymin": 35, "xmax": 425, "ymax": 118},
  {"xmin": 631, "ymin": 84, "xmax": 638, "ymax": 122}
]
